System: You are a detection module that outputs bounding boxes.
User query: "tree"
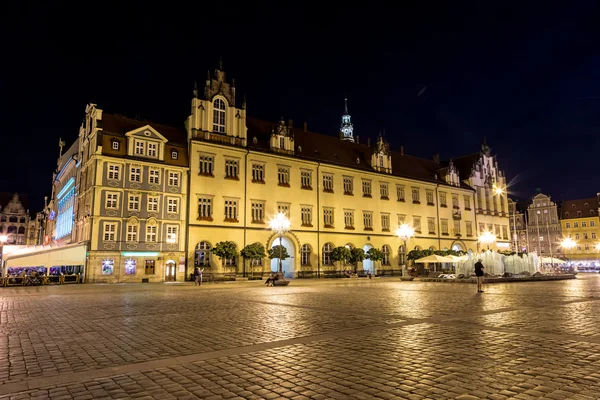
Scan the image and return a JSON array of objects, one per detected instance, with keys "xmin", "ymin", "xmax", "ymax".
[
  {"xmin": 241, "ymin": 242, "xmax": 266, "ymax": 277},
  {"xmin": 349, "ymin": 247, "xmax": 365, "ymax": 265},
  {"xmin": 366, "ymin": 247, "xmax": 384, "ymax": 262},
  {"xmin": 268, "ymin": 245, "xmax": 290, "ymax": 261},
  {"xmin": 331, "ymin": 246, "xmax": 352, "ymax": 264},
  {"xmin": 212, "ymin": 241, "xmax": 238, "ymax": 267}
]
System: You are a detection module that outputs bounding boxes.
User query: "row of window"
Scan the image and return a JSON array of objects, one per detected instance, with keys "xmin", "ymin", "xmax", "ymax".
[
  {"xmin": 567, "ymin": 232, "xmax": 597, "ymax": 240},
  {"xmin": 0, "ymin": 216, "xmax": 27, "ymax": 223},
  {"xmin": 565, "ymin": 209, "xmax": 596, "ymax": 217},
  {"xmin": 105, "ymin": 192, "xmax": 180, "ymax": 214},
  {"xmin": 111, "ymin": 137, "xmax": 180, "ymax": 160},
  {"xmin": 0, "ymin": 226, "xmax": 26, "ymax": 234},
  {"xmin": 564, "ymin": 220, "xmax": 596, "ymax": 228},
  {"xmin": 103, "ymin": 223, "xmax": 179, "ymax": 243},
  {"xmin": 475, "ymin": 187, "xmax": 507, "ymax": 213},
  {"xmin": 106, "ymin": 164, "xmax": 180, "ymax": 186},
  {"xmin": 101, "ymin": 259, "xmax": 158, "ymax": 275}
]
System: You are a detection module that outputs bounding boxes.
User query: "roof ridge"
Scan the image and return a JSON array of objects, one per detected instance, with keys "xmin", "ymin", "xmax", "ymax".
[{"xmin": 104, "ymin": 112, "xmax": 182, "ymax": 130}]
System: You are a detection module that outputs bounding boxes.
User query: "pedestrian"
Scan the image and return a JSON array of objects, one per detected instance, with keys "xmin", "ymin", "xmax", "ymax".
[
  {"xmin": 474, "ymin": 258, "xmax": 485, "ymax": 293},
  {"xmin": 193, "ymin": 267, "xmax": 201, "ymax": 287}
]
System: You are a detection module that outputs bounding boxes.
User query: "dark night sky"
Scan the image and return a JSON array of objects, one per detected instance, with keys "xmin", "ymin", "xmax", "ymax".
[{"xmin": 2, "ymin": 2, "xmax": 600, "ymax": 211}]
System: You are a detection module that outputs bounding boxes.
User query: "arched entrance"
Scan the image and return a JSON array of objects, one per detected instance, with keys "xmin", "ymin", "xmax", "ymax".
[
  {"xmin": 451, "ymin": 241, "xmax": 465, "ymax": 252},
  {"xmin": 362, "ymin": 244, "xmax": 373, "ymax": 274},
  {"xmin": 270, "ymin": 236, "xmax": 295, "ymax": 278},
  {"xmin": 165, "ymin": 260, "xmax": 176, "ymax": 281}
]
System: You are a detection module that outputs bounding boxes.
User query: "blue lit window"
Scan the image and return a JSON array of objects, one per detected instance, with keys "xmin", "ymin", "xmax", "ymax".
[{"xmin": 56, "ymin": 177, "xmax": 75, "ymax": 239}]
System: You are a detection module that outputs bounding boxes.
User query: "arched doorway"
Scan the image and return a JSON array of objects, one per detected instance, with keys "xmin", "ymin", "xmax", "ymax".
[
  {"xmin": 362, "ymin": 244, "xmax": 373, "ymax": 274},
  {"xmin": 451, "ymin": 241, "xmax": 465, "ymax": 252},
  {"xmin": 270, "ymin": 236, "xmax": 295, "ymax": 278},
  {"xmin": 165, "ymin": 260, "xmax": 176, "ymax": 281}
]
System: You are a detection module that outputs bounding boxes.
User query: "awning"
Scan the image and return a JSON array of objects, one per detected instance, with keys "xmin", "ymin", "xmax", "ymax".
[{"xmin": 4, "ymin": 243, "xmax": 87, "ymax": 268}]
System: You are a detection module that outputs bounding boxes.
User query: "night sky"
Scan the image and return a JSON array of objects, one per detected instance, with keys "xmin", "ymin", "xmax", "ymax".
[{"xmin": 3, "ymin": 2, "xmax": 600, "ymax": 212}]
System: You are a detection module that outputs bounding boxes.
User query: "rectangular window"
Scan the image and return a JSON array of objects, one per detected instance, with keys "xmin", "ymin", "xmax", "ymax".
[
  {"xmin": 145, "ymin": 260, "xmax": 155, "ymax": 275},
  {"xmin": 343, "ymin": 177, "xmax": 353, "ymax": 195},
  {"xmin": 277, "ymin": 203, "xmax": 290, "ymax": 217},
  {"xmin": 324, "ymin": 208, "xmax": 334, "ymax": 227},
  {"xmin": 479, "ymin": 222, "xmax": 485, "ymax": 233},
  {"xmin": 502, "ymin": 226, "xmax": 508, "ymax": 240},
  {"xmin": 224, "ymin": 199, "xmax": 238, "ymax": 221},
  {"xmin": 278, "ymin": 166, "xmax": 290, "ymax": 186},
  {"xmin": 252, "ymin": 163, "xmax": 265, "ymax": 182},
  {"xmin": 398, "ymin": 214, "xmax": 406, "ymax": 226},
  {"xmin": 171, "ymin": 151, "xmax": 178, "ymax": 159},
  {"xmin": 106, "ymin": 193, "xmax": 119, "ymax": 209},
  {"xmin": 364, "ymin": 212, "xmax": 373, "ymax": 230},
  {"xmin": 476, "ymin": 187, "xmax": 483, "ymax": 209},
  {"xmin": 107, "ymin": 164, "xmax": 121, "ymax": 180},
  {"xmin": 381, "ymin": 213, "xmax": 390, "ymax": 231},
  {"xmin": 582, "ymin": 221, "xmax": 587, "ymax": 227},
  {"xmin": 380, "ymin": 183, "xmax": 389, "ymax": 199},
  {"xmin": 466, "ymin": 221, "xmax": 473, "ymax": 236},
  {"xmin": 149, "ymin": 169, "xmax": 160, "ymax": 184},
  {"xmin": 103, "ymin": 223, "xmax": 116, "ymax": 241},
  {"xmin": 225, "ymin": 159, "xmax": 239, "ymax": 179},
  {"xmin": 397, "ymin": 185, "xmax": 405, "ymax": 201},
  {"xmin": 583, "ymin": 233, "xmax": 588, "ymax": 240},
  {"xmin": 427, "ymin": 217, "xmax": 435, "ymax": 234},
  {"xmin": 454, "ymin": 220, "xmax": 461, "ymax": 235},
  {"xmin": 427, "ymin": 190, "xmax": 435, "ymax": 205},
  {"xmin": 197, "ymin": 197, "xmax": 213, "ymax": 220},
  {"xmin": 135, "ymin": 140, "xmax": 145, "ymax": 155},
  {"xmin": 300, "ymin": 170, "xmax": 312, "ymax": 189},
  {"xmin": 129, "ymin": 167, "xmax": 141, "ymax": 182},
  {"xmin": 362, "ymin": 180, "xmax": 372, "ymax": 197},
  {"xmin": 464, "ymin": 195, "xmax": 471, "ymax": 210},
  {"xmin": 166, "ymin": 225, "xmax": 179, "ymax": 243},
  {"xmin": 199, "ymin": 154, "xmax": 214, "ymax": 176},
  {"xmin": 112, "ymin": 141, "xmax": 119, "ymax": 150},
  {"xmin": 495, "ymin": 224, "xmax": 501, "ymax": 237},
  {"xmin": 146, "ymin": 225, "xmax": 157, "ymax": 242},
  {"xmin": 301, "ymin": 206, "xmax": 312, "ymax": 226},
  {"xmin": 147, "ymin": 196, "xmax": 159, "ymax": 212},
  {"xmin": 574, "ymin": 222, "xmax": 579, "ymax": 228},
  {"xmin": 565, "ymin": 222, "xmax": 570, "ymax": 228},
  {"xmin": 575, "ymin": 233, "xmax": 580, "ymax": 240},
  {"xmin": 441, "ymin": 219, "xmax": 449, "ymax": 235},
  {"xmin": 167, "ymin": 198, "xmax": 179, "ymax": 214},
  {"xmin": 128, "ymin": 194, "xmax": 140, "ymax": 211},
  {"xmin": 592, "ymin": 232, "xmax": 597, "ymax": 239},
  {"xmin": 413, "ymin": 216, "xmax": 421, "ymax": 233},
  {"xmin": 323, "ymin": 174, "xmax": 334, "ymax": 192},
  {"xmin": 591, "ymin": 221, "xmax": 596, "ymax": 227},
  {"xmin": 127, "ymin": 224, "xmax": 138, "ymax": 242},
  {"xmin": 168, "ymin": 172, "xmax": 179, "ymax": 187},
  {"xmin": 585, "ymin": 244, "xmax": 590, "ymax": 251},
  {"xmin": 452, "ymin": 194, "xmax": 459, "ymax": 209},
  {"xmin": 147, "ymin": 142, "xmax": 157, "ymax": 157},
  {"xmin": 412, "ymin": 188, "xmax": 420, "ymax": 204},
  {"xmin": 251, "ymin": 202, "xmax": 264, "ymax": 223},
  {"xmin": 344, "ymin": 210, "xmax": 354, "ymax": 229},
  {"xmin": 125, "ymin": 259, "xmax": 136, "ymax": 275}
]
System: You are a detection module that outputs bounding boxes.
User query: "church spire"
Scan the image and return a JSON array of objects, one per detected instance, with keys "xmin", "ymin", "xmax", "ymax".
[{"xmin": 340, "ymin": 97, "xmax": 354, "ymax": 142}]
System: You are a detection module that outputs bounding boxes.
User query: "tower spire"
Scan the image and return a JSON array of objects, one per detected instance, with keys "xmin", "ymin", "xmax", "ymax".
[{"xmin": 340, "ymin": 97, "xmax": 354, "ymax": 142}]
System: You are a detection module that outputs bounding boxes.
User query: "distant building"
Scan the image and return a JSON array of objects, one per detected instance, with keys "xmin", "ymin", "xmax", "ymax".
[
  {"xmin": 0, "ymin": 193, "xmax": 30, "ymax": 245},
  {"xmin": 561, "ymin": 195, "xmax": 600, "ymax": 268},
  {"xmin": 508, "ymin": 198, "xmax": 527, "ymax": 251},
  {"xmin": 527, "ymin": 193, "xmax": 562, "ymax": 258}
]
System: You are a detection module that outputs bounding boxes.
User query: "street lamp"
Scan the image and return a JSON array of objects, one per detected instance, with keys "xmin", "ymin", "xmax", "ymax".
[
  {"xmin": 478, "ymin": 231, "xmax": 496, "ymax": 251},
  {"xmin": 396, "ymin": 224, "xmax": 415, "ymax": 276},
  {"xmin": 0, "ymin": 235, "xmax": 7, "ymax": 278},
  {"xmin": 560, "ymin": 237, "xmax": 576, "ymax": 269},
  {"xmin": 269, "ymin": 212, "xmax": 290, "ymax": 276}
]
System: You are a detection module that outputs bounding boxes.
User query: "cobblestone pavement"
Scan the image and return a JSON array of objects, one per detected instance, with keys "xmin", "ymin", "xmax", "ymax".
[{"xmin": 2, "ymin": 275, "xmax": 600, "ymax": 399}]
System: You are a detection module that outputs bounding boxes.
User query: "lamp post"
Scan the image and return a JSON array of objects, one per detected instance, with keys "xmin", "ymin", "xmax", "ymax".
[
  {"xmin": 478, "ymin": 231, "xmax": 497, "ymax": 251},
  {"xmin": 560, "ymin": 237, "xmax": 577, "ymax": 272},
  {"xmin": 269, "ymin": 212, "xmax": 290, "ymax": 278},
  {"xmin": 0, "ymin": 235, "xmax": 7, "ymax": 278},
  {"xmin": 396, "ymin": 224, "xmax": 415, "ymax": 276}
]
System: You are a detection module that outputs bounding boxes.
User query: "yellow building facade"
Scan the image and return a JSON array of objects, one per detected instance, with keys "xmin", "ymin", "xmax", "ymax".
[
  {"xmin": 185, "ymin": 66, "xmax": 510, "ymax": 278},
  {"xmin": 560, "ymin": 196, "xmax": 600, "ymax": 268}
]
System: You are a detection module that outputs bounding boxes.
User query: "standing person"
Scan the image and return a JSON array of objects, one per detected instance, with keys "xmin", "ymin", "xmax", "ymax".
[
  {"xmin": 193, "ymin": 267, "xmax": 201, "ymax": 287},
  {"xmin": 198, "ymin": 268, "xmax": 204, "ymax": 286},
  {"xmin": 474, "ymin": 259, "xmax": 485, "ymax": 293}
]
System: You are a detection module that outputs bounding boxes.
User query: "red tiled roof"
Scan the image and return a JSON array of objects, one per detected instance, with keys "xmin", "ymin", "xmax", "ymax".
[
  {"xmin": 246, "ymin": 118, "xmax": 473, "ymax": 189},
  {"xmin": 560, "ymin": 197, "xmax": 599, "ymax": 220},
  {"xmin": 100, "ymin": 113, "xmax": 187, "ymax": 145}
]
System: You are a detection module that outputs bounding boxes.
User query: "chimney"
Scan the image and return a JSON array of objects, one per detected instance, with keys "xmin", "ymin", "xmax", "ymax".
[
  {"xmin": 356, "ymin": 135, "xmax": 359, "ymax": 144},
  {"xmin": 288, "ymin": 119, "xmax": 293, "ymax": 128},
  {"xmin": 303, "ymin": 122, "xmax": 307, "ymax": 132},
  {"xmin": 400, "ymin": 145, "xmax": 404, "ymax": 155},
  {"xmin": 367, "ymin": 137, "xmax": 371, "ymax": 147},
  {"xmin": 433, "ymin": 153, "xmax": 440, "ymax": 163}
]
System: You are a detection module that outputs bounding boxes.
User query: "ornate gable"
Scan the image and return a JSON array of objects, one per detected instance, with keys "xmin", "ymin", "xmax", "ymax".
[
  {"xmin": 371, "ymin": 134, "xmax": 392, "ymax": 174},
  {"xmin": 270, "ymin": 118, "xmax": 295, "ymax": 154}
]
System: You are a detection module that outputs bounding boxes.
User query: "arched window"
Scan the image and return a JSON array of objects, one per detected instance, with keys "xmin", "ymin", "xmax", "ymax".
[
  {"xmin": 19, "ymin": 217, "xmax": 26, "ymax": 223},
  {"xmin": 213, "ymin": 98, "xmax": 226, "ymax": 133},
  {"xmin": 9, "ymin": 216, "xmax": 17, "ymax": 223},
  {"xmin": 0, "ymin": 216, "xmax": 6, "ymax": 222},
  {"xmin": 382, "ymin": 245, "xmax": 390, "ymax": 265},
  {"xmin": 195, "ymin": 241, "xmax": 212, "ymax": 266},
  {"xmin": 591, "ymin": 210, "xmax": 596, "ymax": 215},
  {"xmin": 429, "ymin": 246, "xmax": 436, "ymax": 251},
  {"xmin": 301, "ymin": 244, "xmax": 311, "ymax": 266},
  {"xmin": 17, "ymin": 227, "xmax": 25, "ymax": 234},
  {"xmin": 322, "ymin": 243, "xmax": 333, "ymax": 265},
  {"xmin": 398, "ymin": 245, "xmax": 406, "ymax": 266},
  {"xmin": 7, "ymin": 226, "xmax": 17, "ymax": 234}
]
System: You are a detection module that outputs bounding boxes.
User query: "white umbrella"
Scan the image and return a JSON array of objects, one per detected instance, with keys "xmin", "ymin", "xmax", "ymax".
[
  {"xmin": 414, "ymin": 254, "xmax": 455, "ymax": 263},
  {"xmin": 540, "ymin": 257, "xmax": 566, "ymax": 265},
  {"xmin": 447, "ymin": 254, "xmax": 468, "ymax": 262}
]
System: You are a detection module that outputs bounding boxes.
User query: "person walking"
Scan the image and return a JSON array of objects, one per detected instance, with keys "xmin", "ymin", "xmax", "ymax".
[
  {"xmin": 474, "ymin": 259, "xmax": 485, "ymax": 293},
  {"xmin": 193, "ymin": 267, "xmax": 201, "ymax": 287}
]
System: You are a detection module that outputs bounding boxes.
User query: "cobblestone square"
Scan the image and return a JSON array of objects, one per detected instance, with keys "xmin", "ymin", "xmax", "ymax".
[{"xmin": 2, "ymin": 275, "xmax": 600, "ymax": 399}]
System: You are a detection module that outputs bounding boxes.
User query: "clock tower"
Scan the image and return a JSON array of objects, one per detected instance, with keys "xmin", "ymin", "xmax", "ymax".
[{"xmin": 339, "ymin": 97, "xmax": 354, "ymax": 142}]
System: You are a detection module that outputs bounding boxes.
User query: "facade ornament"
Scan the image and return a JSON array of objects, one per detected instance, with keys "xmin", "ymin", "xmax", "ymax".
[{"xmin": 339, "ymin": 97, "xmax": 354, "ymax": 142}]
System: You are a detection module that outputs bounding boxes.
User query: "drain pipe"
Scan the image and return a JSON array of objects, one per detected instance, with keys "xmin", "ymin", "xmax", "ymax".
[
  {"xmin": 317, "ymin": 162, "xmax": 321, "ymax": 279},
  {"xmin": 243, "ymin": 149, "xmax": 249, "ymax": 277}
]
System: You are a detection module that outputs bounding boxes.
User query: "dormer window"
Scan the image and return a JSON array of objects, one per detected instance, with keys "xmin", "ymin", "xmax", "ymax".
[
  {"xmin": 135, "ymin": 140, "xmax": 145, "ymax": 155},
  {"xmin": 213, "ymin": 98, "xmax": 226, "ymax": 133},
  {"xmin": 171, "ymin": 150, "xmax": 178, "ymax": 160},
  {"xmin": 280, "ymin": 137, "xmax": 285, "ymax": 149},
  {"xmin": 112, "ymin": 140, "xmax": 120, "ymax": 150},
  {"xmin": 147, "ymin": 143, "xmax": 157, "ymax": 157}
]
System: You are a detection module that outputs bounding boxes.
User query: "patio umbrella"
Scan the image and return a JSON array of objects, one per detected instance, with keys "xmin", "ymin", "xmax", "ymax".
[
  {"xmin": 540, "ymin": 257, "xmax": 566, "ymax": 264},
  {"xmin": 414, "ymin": 254, "xmax": 455, "ymax": 263},
  {"xmin": 446, "ymin": 254, "xmax": 468, "ymax": 262}
]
